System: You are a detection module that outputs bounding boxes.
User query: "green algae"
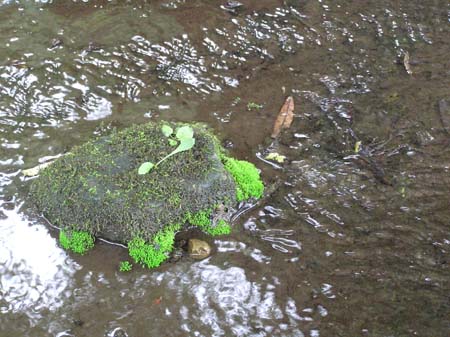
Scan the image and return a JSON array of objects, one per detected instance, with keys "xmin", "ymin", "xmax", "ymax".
[
  {"xmin": 59, "ymin": 230, "xmax": 94, "ymax": 255},
  {"xmin": 221, "ymin": 156, "xmax": 264, "ymax": 201}
]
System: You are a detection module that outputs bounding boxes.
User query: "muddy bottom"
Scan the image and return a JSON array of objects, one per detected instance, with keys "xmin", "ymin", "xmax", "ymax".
[{"xmin": 0, "ymin": 0, "xmax": 449, "ymax": 336}]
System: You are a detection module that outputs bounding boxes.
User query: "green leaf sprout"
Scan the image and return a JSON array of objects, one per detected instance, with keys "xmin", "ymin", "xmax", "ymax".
[
  {"xmin": 138, "ymin": 161, "xmax": 155, "ymax": 175},
  {"xmin": 138, "ymin": 125, "xmax": 196, "ymax": 175},
  {"xmin": 176, "ymin": 125, "xmax": 194, "ymax": 140},
  {"xmin": 161, "ymin": 125, "xmax": 173, "ymax": 137}
]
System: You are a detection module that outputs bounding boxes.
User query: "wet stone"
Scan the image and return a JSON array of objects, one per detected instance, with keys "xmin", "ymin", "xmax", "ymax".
[
  {"xmin": 110, "ymin": 328, "xmax": 128, "ymax": 337},
  {"xmin": 169, "ymin": 247, "xmax": 184, "ymax": 263},
  {"xmin": 224, "ymin": 1, "xmax": 243, "ymax": 10},
  {"xmin": 221, "ymin": 1, "xmax": 244, "ymax": 14},
  {"xmin": 30, "ymin": 122, "xmax": 237, "ymax": 244},
  {"xmin": 49, "ymin": 38, "xmax": 63, "ymax": 49},
  {"xmin": 188, "ymin": 239, "xmax": 211, "ymax": 260}
]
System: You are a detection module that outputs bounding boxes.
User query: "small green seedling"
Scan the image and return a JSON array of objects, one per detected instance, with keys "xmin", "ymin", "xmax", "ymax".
[
  {"xmin": 247, "ymin": 102, "xmax": 263, "ymax": 111},
  {"xmin": 160, "ymin": 125, "xmax": 178, "ymax": 146},
  {"xmin": 119, "ymin": 261, "xmax": 133, "ymax": 272},
  {"xmin": 138, "ymin": 125, "xmax": 196, "ymax": 175}
]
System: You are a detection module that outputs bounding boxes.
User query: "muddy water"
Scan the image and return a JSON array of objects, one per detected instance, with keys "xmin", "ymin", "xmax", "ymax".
[{"xmin": 0, "ymin": 0, "xmax": 449, "ymax": 336}]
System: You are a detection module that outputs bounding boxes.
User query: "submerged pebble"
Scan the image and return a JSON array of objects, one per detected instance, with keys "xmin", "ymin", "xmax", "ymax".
[{"xmin": 224, "ymin": 1, "xmax": 243, "ymax": 9}]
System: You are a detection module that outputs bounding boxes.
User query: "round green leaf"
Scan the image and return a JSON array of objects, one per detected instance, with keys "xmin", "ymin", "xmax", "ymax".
[
  {"xmin": 177, "ymin": 137, "xmax": 195, "ymax": 152},
  {"xmin": 161, "ymin": 125, "xmax": 173, "ymax": 137},
  {"xmin": 138, "ymin": 162, "xmax": 154, "ymax": 175},
  {"xmin": 168, "ymin": 138, "xmax": 178, "ymax": 147},
  {"xmin": 176, "ymin": 125, "xmax": 194, "ymax": 140}
]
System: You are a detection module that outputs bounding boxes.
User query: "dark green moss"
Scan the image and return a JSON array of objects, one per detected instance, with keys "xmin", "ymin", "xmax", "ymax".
[
  {"xmin": 221, "ymin": 156, "xmax": 264, "ymax": 201},
  {"xmin": 59, "ymin": 230, "xmax": 94, "ymax": 255}
]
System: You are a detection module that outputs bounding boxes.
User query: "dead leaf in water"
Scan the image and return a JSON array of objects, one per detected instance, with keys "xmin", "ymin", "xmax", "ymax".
[
  {"xmin": 22, "ymin": 161, "xmax": 53, "ymax": 177},
  {"xmin": 271, "ymin": 96, "xmax": 294, "ymax": 138},
  {"xmin": 354, "ymin": 141, "xmax": 361, "ymax": 153},
  {"xmin": 403, "ymin": 51, "xmax": 412, "ymax": 75},
  {"xmin": 153, "ymin": 297, "xmax": 162, "ymax": 305}
]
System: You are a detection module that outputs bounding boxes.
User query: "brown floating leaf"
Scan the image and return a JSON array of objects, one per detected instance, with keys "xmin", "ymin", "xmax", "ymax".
[
  {"xmin": 271, "ymin": 96, "xmax": 294, "ymax": 138},
  {"xmin": 153, "ymin": 296, "xmax": 162, "ymax": 305},
  {"xmin": 403, "ymin": 51, "xmax": 412, "ymax": 75}
]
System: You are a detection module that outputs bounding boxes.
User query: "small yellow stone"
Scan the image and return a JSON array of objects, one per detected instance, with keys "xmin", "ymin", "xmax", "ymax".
[
  {"xmin": 188, "ymin": 239, "xmax": 211, "ymax": 260},
  {"xmin": 265, "ymin": 152, "xmax": 286, "ymax": 163}
]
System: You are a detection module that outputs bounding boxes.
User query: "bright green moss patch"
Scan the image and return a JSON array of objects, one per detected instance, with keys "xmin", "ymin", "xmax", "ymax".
[
  {"xmin": 221, "ymin": 156, "xmax": 264, "ymax": 201},
  {"xmin": 59, "ymin": 230, "xmax": 94, "ymax": 255},
  {"xmin": 119, "ymin": 261, "xmax": 133, "ymax": 272},
  {"xmin": 128, "ymin": 224, "xmax": 181, "ymax": 269},
  {"xmin": 186, "ymin": 209, "xmax": 231, "ymax": 236},
  {"xmin": 207, "ymin": 219, "xmax": 231, "ymax": 236},
  {"xmin": 186, "ymin": 209, "xmax": 212, "ymax": 227}
]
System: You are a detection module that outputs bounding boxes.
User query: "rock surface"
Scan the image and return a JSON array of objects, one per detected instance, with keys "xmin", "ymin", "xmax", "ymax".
[{"xmin": 30, "ymin": 122, "xmax": 236, "ymax": 243}]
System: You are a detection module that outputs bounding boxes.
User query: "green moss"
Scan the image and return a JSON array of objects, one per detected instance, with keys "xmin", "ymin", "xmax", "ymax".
[
  {"xmin": 186, "ymin": 209, "xmax": 231, "ymax": 236},
  {"xmin": 119, "ymin": 261, "xmax": 133, "ymax": 272},
  {"xmin": 168, "ymin": 193, "xmax": 181, "ymax": 207},
  {"xmin": 59, "ymin": 230, "xmax": 94, "ymax": 255},
  {"xmin": 186, "ymin": 209, "xmax": 212, "ymax": 227},
  {"xmin": 208, "ymin": 219, "xmax": 231, "ymax": 236},
  {"xmin": 128, "ymin": 224, "xmax": 181, "ymax": 269},
  {"xmin": 221, "ymin": 156, "xmax": 264, "ymax": 201},
  {"xmin": 128, "ymin": 212, "xmax": 231, "ymax": 268}
]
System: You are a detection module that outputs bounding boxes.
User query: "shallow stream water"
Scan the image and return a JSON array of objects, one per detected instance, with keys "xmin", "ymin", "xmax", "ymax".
[{"xmin": 0, "ymin": 1, "xmax": 449, "ymax": 336}]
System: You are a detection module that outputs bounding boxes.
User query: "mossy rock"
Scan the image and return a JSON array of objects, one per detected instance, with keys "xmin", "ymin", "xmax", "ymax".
[{"xmin": 30, "ymin": 122, "xmax": 264, "ymax": 268}]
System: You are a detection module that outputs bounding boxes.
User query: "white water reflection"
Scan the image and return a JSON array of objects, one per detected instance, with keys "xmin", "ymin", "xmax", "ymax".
[
  {"xmin": 243, "ymin": 216, "xmax": 303, "ymax": 254},
  {"xmin": 215, "ymin": 239, "xmax": 272, "ymax": 263},
  {"xmin": 0, "ymin": 202, "xmax": 77, "ymax": 324},
  {"xmin": 83, "ymin": 93, "xmax": 113, "ymax": 121},
  {"xmin": 159, "ymin": 261, "xmax": 305, "ymax": 336}
]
